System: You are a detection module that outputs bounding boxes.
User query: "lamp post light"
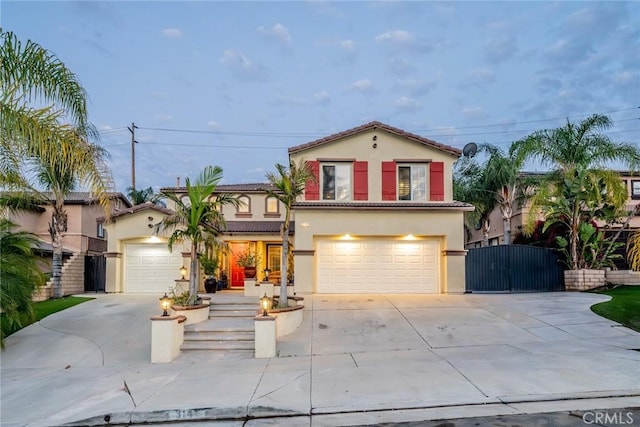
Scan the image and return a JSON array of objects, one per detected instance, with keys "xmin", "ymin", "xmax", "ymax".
[
  {"xmin": 179, "ymin": 265, "xmax": 187, "ymax": 280},
  {"xmin": 263, "ymin": 268, "xmax": 271, "ymax": 281},
  {"xmin": 160, "ymin": 293, "xmax": 172, "ymax": 316},
  {"xmin": 260, "ymin": 293, "xmax": 271, "ymax": 316}
]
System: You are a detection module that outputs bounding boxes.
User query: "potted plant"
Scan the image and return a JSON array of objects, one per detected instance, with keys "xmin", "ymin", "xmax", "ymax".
[
  {"xmin": 199, "ymin": 254, "xmax": 219, "ymax": 293},
  {"xmin": 236, "ymin": 250, "xmax": 259, "ymax": 279}
]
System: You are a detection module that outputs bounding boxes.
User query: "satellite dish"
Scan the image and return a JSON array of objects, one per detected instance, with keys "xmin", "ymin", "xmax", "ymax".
[{"xmin": 462, "ymin": 142, "xmax": 478, "ymax": 158}]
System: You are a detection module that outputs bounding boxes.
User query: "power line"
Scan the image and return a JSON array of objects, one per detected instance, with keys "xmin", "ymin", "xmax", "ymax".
[{"xmin": 135, "ymin": 107, "xmax": 638, "ymax": 138}]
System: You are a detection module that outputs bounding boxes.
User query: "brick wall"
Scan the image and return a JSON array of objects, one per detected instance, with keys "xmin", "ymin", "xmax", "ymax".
[
  {"xmin": 564, "ymin": 269, "xmax": 606, "ymax": 291},
  {"xmin": 36, "ymin": 253, "xmax": 86, "ymax": 300},
  {"xmin": 605, "ymin": 270, "xmax": 640, "ymax": 286}
]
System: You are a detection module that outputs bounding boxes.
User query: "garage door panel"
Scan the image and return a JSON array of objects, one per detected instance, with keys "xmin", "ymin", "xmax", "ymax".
[
  {"xmin": 316, "ymin": 239, "xmax": 440, "ymax": 294},
  {"xmin": 125, "ymin": 243, "xmax": 183, "ymax": 294}
]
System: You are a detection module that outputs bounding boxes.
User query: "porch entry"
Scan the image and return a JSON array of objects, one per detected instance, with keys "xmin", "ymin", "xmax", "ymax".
[{"xmin": 230, "ymin": 242, "xmax": 249, "ymax": 288}]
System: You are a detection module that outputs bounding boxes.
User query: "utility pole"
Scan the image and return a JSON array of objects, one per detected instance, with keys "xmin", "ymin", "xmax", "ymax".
[{"xmin": 127, "ymin": 122, "xmax": 138, "ymax": 191}]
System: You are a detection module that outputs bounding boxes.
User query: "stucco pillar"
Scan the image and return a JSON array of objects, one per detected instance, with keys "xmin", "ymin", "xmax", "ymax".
[
  {"xmin": 104, "ymin": 252, "xmax": 121, "ymax": 293},
  {"xmin": 443, "ymin": 250, "xmax": 467, "ymax": 293},
  {"xmin": 150, "ymin": 314, "xmax": 186, "ymax": 363},
  {"xmin": 254, "ymin": 315, "xmax": 276, "ymax": 358}
]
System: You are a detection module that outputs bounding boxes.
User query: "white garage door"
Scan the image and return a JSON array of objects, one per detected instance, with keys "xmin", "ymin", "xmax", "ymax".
[
  {"xmin": 125, "ymin": 243, "xmax": 184, "ymax": 293},
  {"xmin": 316, "ymin": 239, "xmax": 439, "ymax": 294}
]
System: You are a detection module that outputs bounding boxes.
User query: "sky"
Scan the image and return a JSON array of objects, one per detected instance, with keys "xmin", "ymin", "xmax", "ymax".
[{"xmin": 3, "ymin": 1, "xmax": 639, "ymax": 194}]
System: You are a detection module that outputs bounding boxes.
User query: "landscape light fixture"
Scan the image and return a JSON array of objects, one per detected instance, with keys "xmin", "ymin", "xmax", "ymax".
[
  {"xmin": 160, "ymin": 293, "xmax": 172, "ymax": 316},
  {"xmin": 261, "ymin": 293, "xmax": 271, "ymax": 316},
  {"xmin": 179, "ymin": 265, "xmax": 187, "ymax": 280}
]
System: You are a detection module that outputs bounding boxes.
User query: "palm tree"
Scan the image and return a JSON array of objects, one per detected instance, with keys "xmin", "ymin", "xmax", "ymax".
[
  {"xmin": 126, "ymin": 186, "xmax": 166, "ymax": 207},
  {"xmin": 157, "ymin": 166, "xmax": 239, "ymax": 303},
  {"xmin": 0, "ymin": 218, "xmax": 46, "ymax": 347},
  {"xmin": 1, "ymin": 30, "xmax": 113, "ymax": 210},
  {"xmin": 511, "ymin": 114, "xmax": 640, "ymax": 269},
  {"xmin": 477, "ymin": 144, "xmax": 525, "ymax": 245},
  {"xmin": 266, "ymin": 159, "xmax": 315, "ymax": 307},
  {"xmin": 454, "ymin": 157, "xmax": 494, "ymax": 246}
]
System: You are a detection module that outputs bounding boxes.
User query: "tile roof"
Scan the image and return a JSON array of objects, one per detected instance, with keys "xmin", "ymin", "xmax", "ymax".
[
  {"xmin": 160, "ymin": 183, "xmax": 277, "ymax": 193},
  {"xmin": 288, "ymin": 121, "xmax": 462, "ymax": 156},
  {"xmin": 103, "ymin": 202, "xmax": 174, "ymax": 221},
  {"xmin": 293, "ymin": 201, "xmax": 474, "ymax": 211},
  {"xmin": 44, "ymin": 192, "xmax": 131, "ymax": 206},
  {"xmin": 224, "ymin": 221, "xmax": 294, "ymax": 235}
]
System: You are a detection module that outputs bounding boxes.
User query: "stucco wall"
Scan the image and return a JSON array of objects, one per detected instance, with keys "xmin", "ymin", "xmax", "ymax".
[
  {"xmin": 290, "ymin": 128, "xmax": 458, "ymax": 202},
  {"xmin": 293, "ymin": 208, "xmax": 466, "ymax": 294}
]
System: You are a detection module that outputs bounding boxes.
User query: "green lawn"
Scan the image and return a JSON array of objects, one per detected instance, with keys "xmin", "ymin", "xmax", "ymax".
[
  {"xmin": 591, "ymin": 286, "xmax": 640, "ymax": 332},
  {"xmin": 1, "ymin": 296, "xmax": 94, "ymax": 339}
]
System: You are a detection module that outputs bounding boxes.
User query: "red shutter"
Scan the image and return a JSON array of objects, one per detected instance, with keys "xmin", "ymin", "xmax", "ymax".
[
  {"xmin": 381, "ymin": 161, "xmax": 396, "ymax": 200},
  {"xmin": 353, "ymin": 161, "xmax": 368, "ymax": 200},
  {"xmin": 429, "ymin": 161, "xmax": 444, "ymax": 201},
  {"xmin": 305, "ymin": 160, "xmax": 320, "ymax": 200}
]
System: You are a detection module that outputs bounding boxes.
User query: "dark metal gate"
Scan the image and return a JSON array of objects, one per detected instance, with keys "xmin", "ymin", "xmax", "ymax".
[
  {"xmin": 84, "ymin": 255, "xmax": 106, "ymax": 292},
  {"xmin": 465, "ymin": 245, "xmax": 565, "ymax": 292}
]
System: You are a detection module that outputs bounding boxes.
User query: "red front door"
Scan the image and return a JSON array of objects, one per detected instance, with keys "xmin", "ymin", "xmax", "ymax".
[{"xmin": 230, "ymin": 242, "xmax": 249, "ymax": 288}]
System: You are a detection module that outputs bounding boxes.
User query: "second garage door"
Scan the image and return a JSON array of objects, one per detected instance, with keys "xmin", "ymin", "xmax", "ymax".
[
  {"xmin": 316, "ymin": 239, "xmax": 440, "ymax": 293},
  {"xmin": 125, "ymin": 243, "xmax": 184, "ymax": 293}
]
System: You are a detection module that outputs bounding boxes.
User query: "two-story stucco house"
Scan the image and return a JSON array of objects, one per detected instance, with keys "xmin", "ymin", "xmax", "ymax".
[
  {"xmin": 5, "ymin": 192, "xmax": 131, "ymax": 298},
  {"xmin": 103, "ymin": 121, "xmax": 472, "ymax": 295}
]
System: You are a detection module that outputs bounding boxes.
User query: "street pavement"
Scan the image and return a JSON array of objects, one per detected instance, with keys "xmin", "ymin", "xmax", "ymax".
[{"xmin": 1, "ymin": 292, "xmax": 639, "ymax": 426}]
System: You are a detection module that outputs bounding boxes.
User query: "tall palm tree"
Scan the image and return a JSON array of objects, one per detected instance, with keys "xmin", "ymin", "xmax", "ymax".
[
  {"xmin": 157, "ymin": 166, "xmax": 239, "ymax": 302},
  {"xmin": 477, "ymin": 143, "xmax": 525, "ymax": 245},
  {"xmin": 1, "ymin": 30, "xmax": 113, "ymax": 210},
  {"xmin": 0, "ymin": 218, "xmax": 46, "ymax": 347},
  {"xmin": 266, "ymin": 159, "xmax": 315, "ymax": 307},
  {"xmin": 511, "ymin": 114, "xmax": 640, "ymax": 269},
  {"xmin": 126, "ymin": 186, "xmax": 166, "ymax": 207}
]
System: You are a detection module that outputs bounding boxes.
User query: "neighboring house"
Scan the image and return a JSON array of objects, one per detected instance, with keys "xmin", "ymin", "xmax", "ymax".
[
  {"xmin": 5, "ymin": 192, "xmax": 131, "ymax": 298},
  {"xmin": 103, "ymin": 121, "xmax": 473, "ymax": 295},
  {"xmin": 465, "ymin": 171, "xmax": 640, "ymax": 250}
]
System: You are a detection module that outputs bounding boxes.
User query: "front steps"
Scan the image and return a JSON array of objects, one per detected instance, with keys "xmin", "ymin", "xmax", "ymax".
[{"xmin": 181, "ymin": 293, "xmax": 259, "ymax": 356}]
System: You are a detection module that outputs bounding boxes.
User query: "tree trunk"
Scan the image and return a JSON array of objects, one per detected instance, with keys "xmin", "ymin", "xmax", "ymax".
[
  {"xmin": 49, "ymin": 207, "xmax": 67, "ymax": 299},
  {"xmin": 503, "ymin": 218, "xmax": 511, "ymax": 245},
  {"xmin": 482, "ymin": 218, "xmax": 490, "ymax": 247},
  {"xmin": 189, "ymin": 244, "xmax": 198, "ymax": 302},
  {"xmin": 570, "ymin": 203, "xmax": 580, "ymax": 270},
  {"xmin": 279, "ymin": 221, "xmax": 289, "ymax": 308}
]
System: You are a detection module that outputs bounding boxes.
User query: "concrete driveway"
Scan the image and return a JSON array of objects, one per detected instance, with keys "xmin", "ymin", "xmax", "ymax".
[{"xmin": 1, "ymin": 292, "xmax": 639, "ymax": 426}]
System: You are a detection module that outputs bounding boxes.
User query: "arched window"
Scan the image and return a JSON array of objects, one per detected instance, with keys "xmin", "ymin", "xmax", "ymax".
[
  {"xmin": 265, "ymin": 196, "xmax": 279, "ymax": 214},
  {"xmin": 237, "ymin": 195, "xmax": 251, "ymax": 213}
]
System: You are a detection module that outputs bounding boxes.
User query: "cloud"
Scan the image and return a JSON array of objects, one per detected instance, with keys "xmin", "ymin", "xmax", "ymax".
[
  {"xmin": 220, "ymin": 49, "xmax": 268, "ymax": 81},
  {"xmin": 339, "ymin": 39, "xmax": 355, "ymax": 50},
  {"xmin": 375, "ymin": 29, "xmax": 435, "ymax": 53},
  {"xmin": 461, "ymin": 107, "xmax": 487, "ymax": 120},
  {"xmin": 466, "ymin": 68, "xmax": 495, "ymax": 85},
  {"xmin": 484, "ymin": 36, "xmax": 518, "ymax": 63},
  {"xmin": 271, "ymin": 94, "xmax": 306, "ymax": 107},
  {"xmin": 394, "ymin": 96, "xmax": 421, "ymax": 112},
  {"xmin": 348, "ymin": 79, "xmax": 374, "ymax": 93},
  {"xmin": 98, "ymin": 125, "xmax": 113, "ymax": 131},
  {"xmin": 245, "ymin": 167, "xmax": 265, "ymax": 174},
  {"xmin": 376, "ymin": 30, "xmax": 412, "ymax": 45},
  {"xmin": 397, "ymin": 78, "xmax": 437, "ymax": 96},
  {"xmin": 207, "ymin": 121, "xmax": 220, "ymax": 130},
  {"xmin": 162, "ymin": 28, "xmax": 183, "ymax": 39},
  {"xmin": 314, "ymin": 91, "xmax": 331, "ymax": 106},
  {"xmin": 155, "ymin": 114, "xmax": 173, "ymax": 123},
  {"xmin": 257, "ymin": 23, "xmax": 292, "ymax": 46},
  {"xmin": 386, "ymin": 58, "xmax": 415, "ymax": 75},
  {"xmin": 150, "ymin": 91, "xmax": 167, "ymax": 100}
]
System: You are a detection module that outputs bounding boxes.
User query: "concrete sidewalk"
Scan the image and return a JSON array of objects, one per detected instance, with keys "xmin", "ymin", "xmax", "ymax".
[{"xmin": 1, "ymin": 292, "xmax": 639, "ymax": 426}]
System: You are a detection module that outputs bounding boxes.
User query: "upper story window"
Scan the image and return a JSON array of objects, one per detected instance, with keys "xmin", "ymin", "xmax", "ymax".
[
  {"xmin": 237, "ymin": 195, "xmax": 251, "ymax": 213},
  {"xmin": 97, "ymin": 222, "xmax": 105, "ymax": 238},
  {"xmin": 265, "ymin": 196, "xmax": 279, "ymax": 214},
  {"xmin": 632, "ymin": 181, "xmax": 640, "ymax": 199},
  {"xmin": 322, "ymin": 164, "xmax": 351, "ymax": 201},
  {"xmin": 398, "ymin": 164, "xmax": 427, "ymax": 201}
]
